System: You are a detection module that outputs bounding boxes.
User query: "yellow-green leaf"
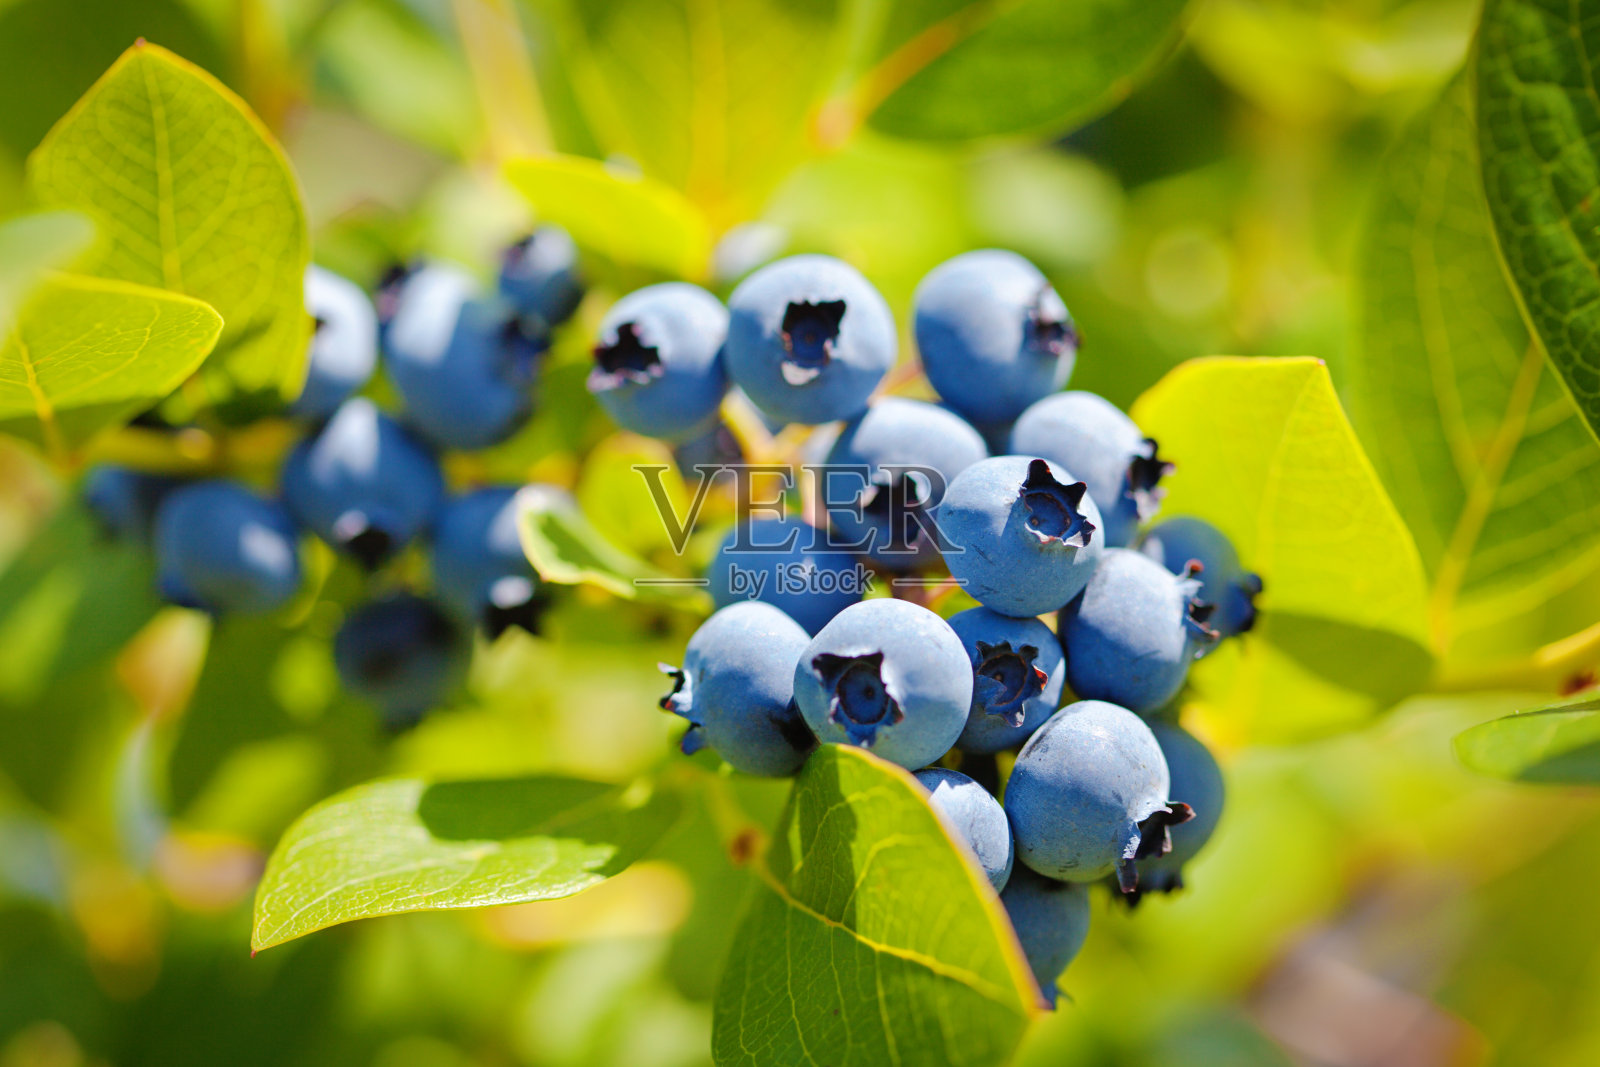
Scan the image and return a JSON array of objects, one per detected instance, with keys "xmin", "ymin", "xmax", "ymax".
[
  {"xmin": 504, "ymin": 153, "xmax": 711, "ymax": 280},
  {"xmin": 712, "ymin": 745, "xmax": 1040, "ymax": 1067},
  {"xmin": 516, "ymin": 482, "xmax": 712, "ymax": 611},
  {"xmin": 252, "ymin": 775, "xmax": 682, "ymax": 951},
  {"xmin": 26, "ymin": 42, "xmax": 310, "ymax": 398},
  {"xmin": 1, "ymin": 273, "xmax": 222, "ymax": 456},
  {"xmin": 1132, "ymin": 357, "xmax": 1434, "ymax": 741},
  {"xmin": 1455, "ymin": 696, "xmax": 1600, "ymax": 783}
]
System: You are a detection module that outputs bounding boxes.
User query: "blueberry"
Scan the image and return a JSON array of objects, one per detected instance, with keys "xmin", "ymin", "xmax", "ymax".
[
  {"xmin": 281, "ymin": 397, "xmax": 445, "ymax": 568},
  {"xmin": 946, "ymin": 608, "xmax": 1064, "ymax": 755},
  {"xmin": 1129, "ymin": 722, "xmax": 1225, "ymax": 899},
  {"xmin": 1139, "ymin": 516, "xmax": 1262, "ymax": 639},
  {"xmin": 792, "ymin": 598, "xmax": 971, "ymax": 770},
  {"xmin": 293, "ymin": 266, "xmax": 378, "ymax": 421},
  {"xmin": 706, "ymin": 517, "xmax": 864, "ymax": 636},
  {"xmin": 1009, "ymin": 391, "xmax": 1171, "ymax": 548},
  {"xmin": 913, "ymin": 767, "xmax": 1013, "ymax": 891},
  {"xmin": 1001, "ymin": 866, "xmax": 1090, "ymax": 1005},
  {"xmin": 334, "ymin": 593, "xmax": 464, "ymax": 731},
  {"xmin": 914, "ymin": 250, "xmax": 1078, "ymax": 426},
  {"xmin": 499, "ymin": 226, "xmax": 584, "ymax": 327},
  {"xmin": 1004, "ymin": 699, "xmax": 1192, "ymax": 890},
  {"xmin": 1056, "ymin": 548, "xmax": 1218, "ymax": 712},
  {"xmin": 724, "ymin": 254, "xmax": 896, "ymax": 425},
  {"xmin": 936, "ymin": 455, "xmax": 1102, "ymax": 618},
  {"xmin": 661, "ymin": 601, "xmax": 815, "ymax": 776},
  {"xmin": 84, "ymin": 465, "xmax": 184, "ymax": 545},
  {"xmin": 589, "ymin": 282, "xmax": 729, "ymax": 441},
  {"xmin": 432, "ymin": 485, "xmax": 555, "ymax": 637},
  {"xmin": 383, "ymin": 262, "xmax": 547, "ymax": 450},
  {"xmin": 823, "ymin": 397, "xmax": 988, "ymax": 570},
  {"xmin": 154, "ymin": 480, "xmax": 301, "ymax": 614}
]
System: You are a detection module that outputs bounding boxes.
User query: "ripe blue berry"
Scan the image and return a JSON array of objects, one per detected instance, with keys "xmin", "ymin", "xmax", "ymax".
[
  {"xmin": 154, "ymin": 480, "xmax": 301, "ymax": 614},
  {"xmin": 946, "ymin": 608, "xmax": 1064, "ymax": 755},
  {"xmin": 84, "ymin": 465, "xmax": 184, "ymax": 545},
  {"xmin": 1130, "ymin": 722, "xmax": 1225, "ymax": 899},
  {"xmin": 432, "ymin": 486, "xmax": 550, "ymax": 637},
  {"xmin": 1005, "ymin": 700, "xmax": 1192, "ymax": 890},
  {"xmin": 706, "ymin": 517, "xmax": 863, "ymax": 636},
  {"xmin": 1001, "ymin": 867, "xmax": 1090, "ymax": 1006},
  {"xmin": 914, "ymin": 249, "xmax": 1077, "ymax": 426},
  {"xmin": 661, "ymin": 601, "xmax": 815, "ymax": 776},
  {"xmin": 281, "ymin": 398, "xmax": 445, "ymax": 568},
  {"xmin": 1139, "ymin": 516, "xmax": 1262, "ymax": 639},
  {"xmin": 1009, "ymin": 391, "xmax": 1171, "ymax": 548},
  {"xmin": 499, "ymin": 226, "xmax": 584, "ymax": 327},
  {"xmin": 792, "ymin": 598, "xmax": 971, "ymax": 770},
  {"xmin": 589, "ymin": 282, "xmax": 729, "ymax": 441},
  {"xmin": 937, "ymin": 455, "xmax": 1102, "ymax": 618},
  {"xmin": 823, "ymin": 397, "xmax": 988, "ymax": 570},
  {"xmin": 294, "ymin": 266, "xmax": 377, "ymax": 421},
  {"xmin": 913, "ymin": 767, "xmax": 1013, "ymax": 891},
  {"xmin": 383, "ymin": 263, "xmax": 546, "ymax": 450},
  {"xmin": 724, "ymin": 254, "xmax": 896, "ymax": 425},
  {"xmin": 1056, "ymin": 548, "xmax": 1217, "ymax": 712},
  {"xmin": 334, "ymin": 593, "xmax": 464, "ymax": 731}
]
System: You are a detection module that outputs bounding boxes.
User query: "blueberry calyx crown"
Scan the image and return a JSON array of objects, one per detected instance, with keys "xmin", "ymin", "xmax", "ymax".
[
  {"xmin": 482, "ymin": 577, "xmax": 548, "ymax": 639},
  {"xmin": 332, "ymin": 511, "xmax": 396, "ymax": 570},
  {"xmin": 591, "ymin": 322, "xmax": 663, "ymax": 390},
  {"xmin": 779, "ymin": 299, "xmax": 846, "ymax": 385},
  {"xmin": 658, "ymin": 662, "xmax": 706, "ymax": 755},
  {"xmin": 1178, "ymin": 561, "xmax": 1222, "ymax": 647},
  {"xmin": 1233, "ymin": 571, "xmax": 1264, "ymax": 635},
  {"xmin": 1116, "ymin": 801, "xmax": 1195, "ymax": 894},
  {"xmin": 1125, "ymin": 438, "xmax": 1174, "ymax": 521},
  {"xmin": 498, "ymin": 316, "xmax": 549, "ymax": 388},
  {"xmin": 972, "ymin": 640, "xmax": 1049, "ymax": 727},
  {"xmin": 1018, "ymin": 459, "xmax": 1096, "ymax": 548},
  {"xmin": 811, "ymin": 650, "xmax": 903, "ymax": 746},
  {"xmin": 1023, "ymin": 290, "xmax": 1077, "ymax": 358}
]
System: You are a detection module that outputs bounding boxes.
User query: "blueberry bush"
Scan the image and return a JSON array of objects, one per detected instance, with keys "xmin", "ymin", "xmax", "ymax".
[{"xmin": 5, "ymin": 1, "xmax": 1600, "ymax": 1065}]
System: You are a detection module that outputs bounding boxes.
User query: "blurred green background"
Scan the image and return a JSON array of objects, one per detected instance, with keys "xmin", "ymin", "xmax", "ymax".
[{"xmin": 3, "ymin": 0, "xmax": 1600, "ymax": 1064}]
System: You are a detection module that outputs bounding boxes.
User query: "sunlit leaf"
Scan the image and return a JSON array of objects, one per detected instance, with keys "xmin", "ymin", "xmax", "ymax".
[
  {"xmin": 1133, "ymin": 357, "xmax": 1434, "ymax": 741},
  {"xmin": 27, "ymin": 42, "xmax": 310, "ymax": 398},
  {"xmin": 252, "ymin": 774, "xmax": 682, "ymax": 951},
  {"xmin": 1351, "ymin": 77, "xmax": 1600, "ymax": 646},
  {"xmin": 712, "ymin": 745, "xmax": 1040, "ymax": 1067},
  {"xmin": 516, "ymin": 482, "xmax": 712, "ymax": 611},
  {"xmin": 520, "ymin": 0, "xmax": 841, "ymax": 221},
  {"xmin": 1455, "ymin": 696, "xmax": 1600, "ymax": 783},
  {"xmin": 1, "ymin": 273, "xmax": 221, "ymax": 455},
  {"xmin": 1477, "ymin": 0, "xmax": 1600, "ymax": 447},
  {"xmin": 504, "ymin": 153, "xmax": 711, "ymax": 279},
  {"xmin": 856, "ymin": 0, "xmax": 1190, "ymax": 141}
]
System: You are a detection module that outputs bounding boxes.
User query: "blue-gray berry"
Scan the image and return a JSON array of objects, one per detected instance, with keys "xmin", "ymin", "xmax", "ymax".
[{"xmin": 914, "ymin": 767, "xmax": 1014, "ymax": 891}]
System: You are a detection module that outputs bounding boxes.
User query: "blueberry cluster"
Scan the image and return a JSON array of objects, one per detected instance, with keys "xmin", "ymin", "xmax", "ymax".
[
  {"xmin": 83, "ymin": 229, "xmax": 584, "ymax": 730},
  {"xmin": 608, "ymin": 250, "xmax": 1263, "ymax": 1003}
]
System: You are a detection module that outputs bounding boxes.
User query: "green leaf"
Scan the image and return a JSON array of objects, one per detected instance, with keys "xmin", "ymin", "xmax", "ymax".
[
  {"xmin": 520, "ymin": 0, "xmax": 842, "ymax": 220},
  {"xmin": 1, "ymin": 273, "xmax": 222, "ymax": 455},
  {"xmin": 1132, "ymin": 357, "xmax": 1434, "ymax": 741},
  {"xmin": 857, "ymin": 0, "xmax": 1190, "ymax": 141},
  {"xmin": 516, "ymin": 483, "xmax": 713, "ymax": 611},
  {"xmin": 0, "ymin": 210, "xmax": 95, "ymax": 330},
  {"xmin": 26, "ymin": 42, "xmax": 310, "ymax": 398},
  {"xmin": 1455, "ymin": 696, "xmax": 1600, "ymax": 783},
  {"xmin": 1477, "ymin": 0, "xmax": 1600, "ymax": 445},
  {"xmin": 1350, "ymin": 77, "xmax": 1600, "ymax": 649},
  {"xmin": 712, "ymin": 745, "xmax": 1040, "ymax": 1067},
  {"xmin": 504, "ymin": 154, "xmax": 711, "ymax": 280},
  {"xmin": 252, "ymin": 774, "xmax": 682, "ymax": 951}
]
